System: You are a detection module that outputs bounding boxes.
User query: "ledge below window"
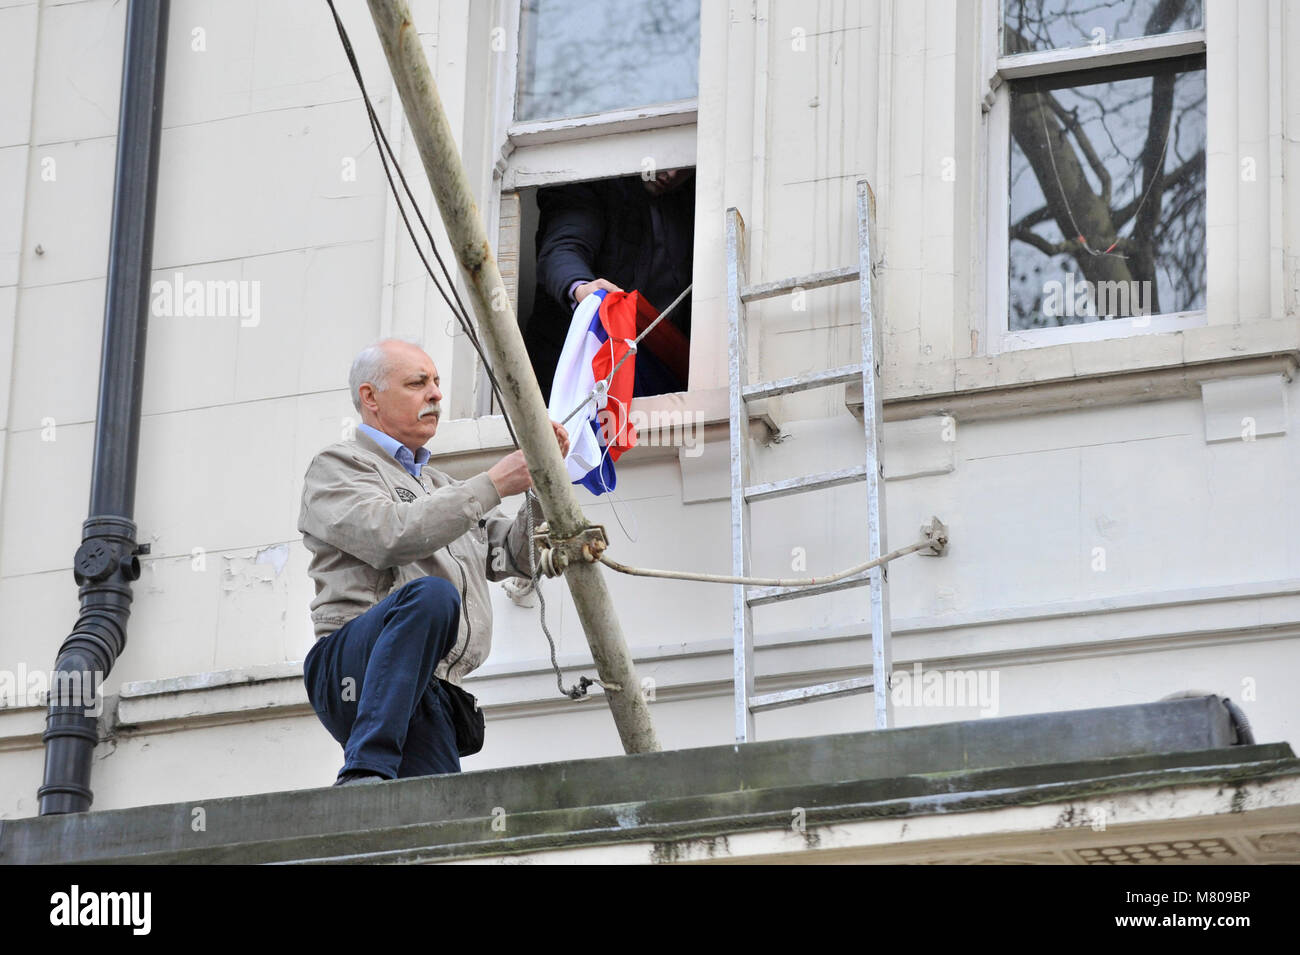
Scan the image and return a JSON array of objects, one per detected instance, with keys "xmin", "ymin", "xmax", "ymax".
[
  {"xmin": 428, "ymin": 389, "xmax": 779, "ymax": 479},
  {"xmin": 850, "ymin": 317, "xmax": 1300, "ymax": 423}
]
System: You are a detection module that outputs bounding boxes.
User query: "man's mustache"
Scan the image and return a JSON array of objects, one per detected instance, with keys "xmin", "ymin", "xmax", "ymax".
[{"xmin": 419, "ymin": 402, "xmax": 441, "ymax": 419}]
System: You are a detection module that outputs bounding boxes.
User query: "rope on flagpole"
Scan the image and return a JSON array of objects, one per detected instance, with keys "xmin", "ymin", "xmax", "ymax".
[{"xmin": 528, "ymin": 519, "xmax": 949, "ymax": 589}]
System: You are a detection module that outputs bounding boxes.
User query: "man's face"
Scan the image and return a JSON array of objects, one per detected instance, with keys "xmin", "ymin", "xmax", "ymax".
[
  {"xmin": 360, "ymin": 342, "xmax": 443, "ymax": 451},
  {"xmin": 642, "ymin": 167, "xmax": 693, "ymax": 197}
]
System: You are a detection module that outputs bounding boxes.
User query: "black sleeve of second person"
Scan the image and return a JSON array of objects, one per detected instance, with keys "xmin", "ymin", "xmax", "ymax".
[{"xmin": 535, "ymin": 181, "xmax": 606, "ymax": 307}]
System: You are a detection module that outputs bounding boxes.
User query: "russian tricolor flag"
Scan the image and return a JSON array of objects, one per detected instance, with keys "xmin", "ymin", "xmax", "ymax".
[{"xmin": 547, "ymin": 289, "xmax": 639, "ymax": 494}]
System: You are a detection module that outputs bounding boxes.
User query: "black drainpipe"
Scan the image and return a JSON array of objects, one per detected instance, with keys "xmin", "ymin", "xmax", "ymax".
[{"xmin": 39, "ymin": 0, "xmax": 169, "ymax": 815}]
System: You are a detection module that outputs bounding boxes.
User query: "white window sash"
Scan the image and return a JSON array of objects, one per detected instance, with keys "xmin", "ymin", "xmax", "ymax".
[
  {"xmin": 982, "ymin": 3, "xmax": 1209, "ymax": 355},
  {"xmin": 503, "ymin": 0, "xmax": 701, "ymax": 137},
  {"xmin": 501, "ymin": 124, "xmax": 698, "ymax": 191},
  {"xmin": 508, "ymin": 99, "xmax": 697, "ymax": 147},
  {"xmin": 998, "ymin": 310, "xmax": 1207, "ymax": 352},
  {"xmin": 997, "ymin": 28, "xmax": 1206, "ymax": 81},
  {"xmin": 475, "ymin": 0, "xmax": 700, "ymax": 415}
]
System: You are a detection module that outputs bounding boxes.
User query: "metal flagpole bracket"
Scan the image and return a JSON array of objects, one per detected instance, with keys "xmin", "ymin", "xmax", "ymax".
[
  {"xmin": 533, "ymin": 522, "xmax": 610, "ymax": 577},
  {"xmin": 920, "ymin": 516, "xmax": 949, "ymax": 557}
]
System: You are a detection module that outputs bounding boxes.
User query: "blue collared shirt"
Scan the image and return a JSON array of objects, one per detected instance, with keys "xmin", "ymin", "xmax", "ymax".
[{"xmin": 357, "ymin": 422, "xmax": 431, "ymax": 480}]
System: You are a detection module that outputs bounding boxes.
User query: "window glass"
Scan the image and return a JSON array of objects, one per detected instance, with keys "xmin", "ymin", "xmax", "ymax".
[
  {"xmin": 1007, "ymin": 56, "xmax": 1206, "ymax": 329},
  {"xmin": 1003, "ymin": 0, "xmax": 1202, "ymax": 56},
  {"xmin": 516, "ymin": 0, "xmax": 700, "ymax": 122}
]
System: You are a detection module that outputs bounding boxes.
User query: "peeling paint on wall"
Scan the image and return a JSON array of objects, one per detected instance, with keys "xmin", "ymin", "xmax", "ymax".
[
  {"xmin": 221, "ymin": 544, "xmax": 290, "ymax": 591},
  {"xmin": 255, "ymin": 543, "xmax": 290, "ymax": 577}
]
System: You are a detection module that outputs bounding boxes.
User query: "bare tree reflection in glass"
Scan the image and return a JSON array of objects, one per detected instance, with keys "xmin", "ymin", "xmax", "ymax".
[{"xmin": 1004, "ymin": 0, "xmax": 1205, "ymax": 329}]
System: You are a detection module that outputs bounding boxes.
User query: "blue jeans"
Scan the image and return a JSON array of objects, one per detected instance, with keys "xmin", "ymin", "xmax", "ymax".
[{"xmin": 303, "ymin": 576, "xmax": 463, "ymax": 781}]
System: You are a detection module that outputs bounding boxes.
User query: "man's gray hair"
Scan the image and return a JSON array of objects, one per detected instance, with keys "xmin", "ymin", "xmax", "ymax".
[{"xmin": 348, "ymin": 338, "xmax": 422, "ymax": 412}]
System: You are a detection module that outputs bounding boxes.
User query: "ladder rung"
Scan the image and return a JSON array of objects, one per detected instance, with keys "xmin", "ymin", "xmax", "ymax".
[
  {"xmin": 740, "ymin": 265, "xmax": 859, "ymax": 303},
  {"xmin": 749, "ymin": 677, "xmax": 874, "ymax": 712},
  {"xmin": 747, "ymin": 572, "xmax": 870, "ymax": 607},
  {"xmin": 745, "ymin": 465, "xmax": 866, "ymax": 503},
  {"xmin": 742, "ymin": 364, "xmax": 863, "ymax": 402}
]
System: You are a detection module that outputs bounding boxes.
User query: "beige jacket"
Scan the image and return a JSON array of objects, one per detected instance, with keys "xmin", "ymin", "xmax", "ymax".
[{"xmin": 298, "ymin": 428, "xmax": 538, "ymax": 685}]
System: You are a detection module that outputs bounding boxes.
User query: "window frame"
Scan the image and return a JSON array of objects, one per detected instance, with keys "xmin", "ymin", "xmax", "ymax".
[
  {"xmin": 493, "ymin": 0, "xmax": 699, "ymax": 188},
  {"xmin": 475, "ymin": 0, "xmax": 701, "ymax": 414},
  {"xmin": 981, "ymin": 0, "xmax": 1209, "ymax": 355}
]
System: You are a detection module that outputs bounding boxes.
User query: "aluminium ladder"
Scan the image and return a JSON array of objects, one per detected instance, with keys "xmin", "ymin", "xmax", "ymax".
[{"xmin": 725, "ymin": 179, "xmax": 895, "ymax": 742}]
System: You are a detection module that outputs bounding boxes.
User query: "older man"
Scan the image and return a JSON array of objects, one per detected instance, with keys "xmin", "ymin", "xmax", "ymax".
[{"xmin": 298, "ymin": 338, "xmax": 567, "ymax": 785}]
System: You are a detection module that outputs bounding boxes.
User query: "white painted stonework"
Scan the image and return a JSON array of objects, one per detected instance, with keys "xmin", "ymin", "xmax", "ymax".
[
  {"xmin": 446, "ymin": 776, "xmax": 1300, "ymax": 865},
  {"xmin": 1, "ymin": 0, "xmax": 1297, "ymax": 864}
]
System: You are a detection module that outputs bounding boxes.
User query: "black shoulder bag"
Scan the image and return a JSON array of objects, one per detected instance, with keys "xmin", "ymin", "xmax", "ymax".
[
  {"xmin": 440, "ymin": 679, "xmax": 485, "ymax": 757},
  {"xmin": 437, "ymin": 548, "xmax": 485, "ymax": 757}
]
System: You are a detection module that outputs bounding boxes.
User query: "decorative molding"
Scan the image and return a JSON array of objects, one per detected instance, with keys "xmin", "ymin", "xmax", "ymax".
[
  {"xmin": 4, "ymin": 579, "xmax": 1295, "ymax": 744},
  {"xmin": 849, "ymin": 352, "xmax": 1298, "ymax": 424},
  {"xmin": 1200, "ymin": 372, "xmax": 1288, "ymax": 443}
]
